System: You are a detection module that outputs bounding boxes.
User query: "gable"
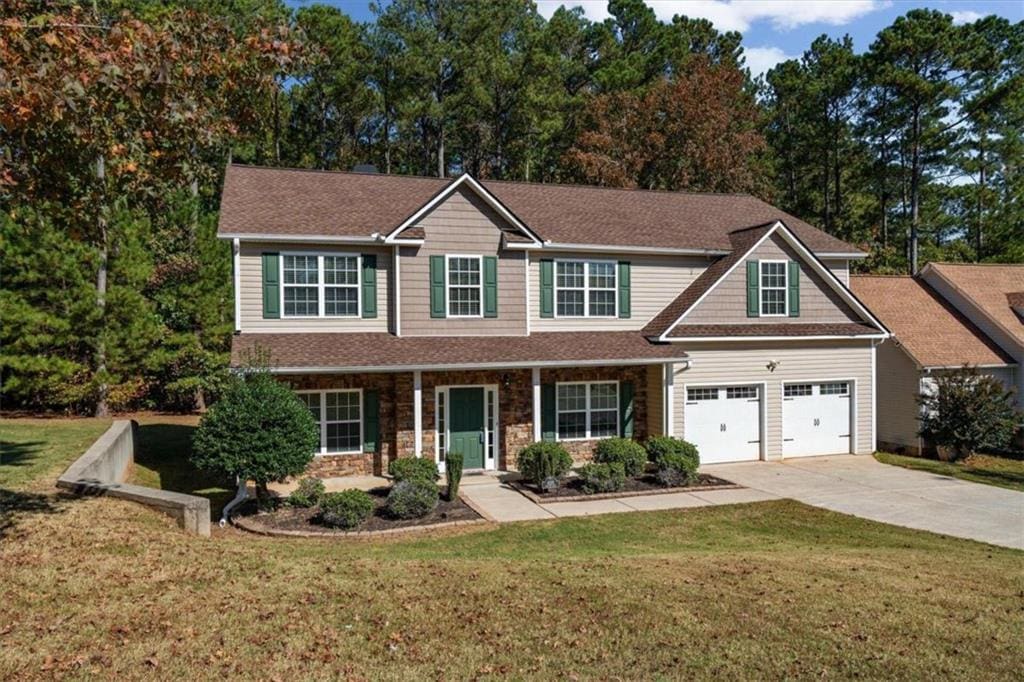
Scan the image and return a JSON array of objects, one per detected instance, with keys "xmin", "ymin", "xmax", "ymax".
[
  {"xmin": 678, "ymin": 233, "xmax": 863, "ymax": 327},
  {"xmin": 407, "ymin": 185, "xmax": 527, "ymax": 247}
]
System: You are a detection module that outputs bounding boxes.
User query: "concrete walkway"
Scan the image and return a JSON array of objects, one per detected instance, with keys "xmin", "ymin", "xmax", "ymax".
[{"xmin": 702, "ymin": 455, "xmax": 1024, "ymax": 550}]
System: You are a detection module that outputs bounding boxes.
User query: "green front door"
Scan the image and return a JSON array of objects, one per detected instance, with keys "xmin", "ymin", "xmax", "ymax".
[{"xmin": 449, "ymin": 387, "xmax": 485, "ymax": 469}]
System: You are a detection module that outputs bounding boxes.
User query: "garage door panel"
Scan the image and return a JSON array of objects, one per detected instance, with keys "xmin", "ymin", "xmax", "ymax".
[
  {"xmin": 684, "ymin": 385, "xmax": 761, "ymax": 464},
  {"xmin": 782, "ymin": 382, "xmax": 851, "ymax": 457}
]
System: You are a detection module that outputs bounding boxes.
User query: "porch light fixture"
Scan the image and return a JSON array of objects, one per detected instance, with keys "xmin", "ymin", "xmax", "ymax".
[{"xmin": 501, "ymin": 373, "xmax": 513, "ymax": 389}]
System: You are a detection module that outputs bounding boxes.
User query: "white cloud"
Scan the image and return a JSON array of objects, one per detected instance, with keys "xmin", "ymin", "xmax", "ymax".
[
  {"xmin": 744, "ymin": 46, "xmax": 797, "ymax": 77},
  {"xmin": 536, "ymin": 1, "xmax": 888, "ymax": 32},
  {"xmin": 950, "ymin": 10, "xmax": 984, "ymax": 25}
]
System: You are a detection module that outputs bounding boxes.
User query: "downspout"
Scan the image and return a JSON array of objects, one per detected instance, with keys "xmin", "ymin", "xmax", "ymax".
[{"xmin": 219, "ymin": 477, "xmax": 249, "ymax": 528}]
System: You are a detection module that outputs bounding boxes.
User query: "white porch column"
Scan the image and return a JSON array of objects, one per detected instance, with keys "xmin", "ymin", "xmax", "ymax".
[
  {"xmin": 663, "ymin": 362, "xmax": 675, "ymax": 438},
  {"xmin": 532, "ymin": 367, "xmax": 542, "ymax": 442},
  {"xmin": 413, "ymin": 370, "xmax": 423, "ymax": 457}
]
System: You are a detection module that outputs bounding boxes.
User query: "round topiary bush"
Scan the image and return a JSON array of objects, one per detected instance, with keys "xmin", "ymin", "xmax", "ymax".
[
  {"xmin": 288, "ymin": 477, "xmax": 326, "ymax": 508},
  {"xmin": 593, "ymin": 437, "xmax": 647, "ymax": 476},
  {"xmin": 577, "ymin": 461, "xmax": 627, "ymax": 494},
  {"xmin": 319, "ymin": 489, "xmax": 375, "ymax": 529},
  {"xmin": 386, "ymin": 479, "xmax": 439, "ymax": 519},
  {"xmin": 517, "ymin": 442, "xmax": 573, "ymax": 488},
  {"xmin": 388, "ymin": 457, "xmax": 440, "ymax": 483},
  {"xmin": 191, "ymin": 371, "xmax": 319, "ymax": 508}
]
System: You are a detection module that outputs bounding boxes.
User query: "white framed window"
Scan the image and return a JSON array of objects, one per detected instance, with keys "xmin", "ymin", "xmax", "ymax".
[
  {"xmin": 556, "ymin": 381, "xmax": 618, "ymax": 440},
  {"xmin": 687, "ymin": 387, "xmax": 718, "ymax": 402},
  {"xmin": 446, "ymin": 255, "xmax": 482, "ymax": 317},
  {"xmin": 282, "ymin": 253, "xmax": 361, "ymax": 318},
  {"xmin": 784, "ymin": 384, "xmax": 813, "ymax": 398},
  {"xmin": 726, "ymin": 386, "xmax": 758, "ymax": 400},
  {"xmin": 296, "ymin": 389, "xmax": 362, "ymax": 454},
  {"xmin": 760, "ymin": 260, "xmax": 788, "ymax": 316},
  {"xmin": 820, "ymin": 382, "xmax": 849, "ymax": 396},
  {"xmin": 555, "ymin": 260, "xmax": 616, "ymax": 317}
]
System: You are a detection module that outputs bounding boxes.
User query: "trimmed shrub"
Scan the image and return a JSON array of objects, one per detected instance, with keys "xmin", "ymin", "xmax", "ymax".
[
  {"xmin": 593, "ymin": 437, "xmax": 647, "ymax": 476},
  {"xmin": 645, "ymin": 436, "xmax": 700, "ymax": 466},
  {"xmin": 388, "ymin": 457, "xmax": 440, "ymax": 483},
  {"xmin": 577, "ymin": 462, "xmax": 626, "ymax": 494},
  {"xmin": 319, "ymin": 489, "xmax": 374, "ymax": 530},
  {"xmin": 287, "ymin": 477, "xmax": 325, "ymax": 508},
  {"xmin": 517, "ymin": 442, "xmax": 573, "ymax": 488},
  {"xmin": 192, "ymin": 371, "xmax": 319, "ymax": 508},
  {"xmin": 655, "ymin": 451, "xmax": 699, "ymax": 487},
  {"xmin": 386, "ymin": 479, "xmax": 439, "ymax": 519},
  {"xmin": 445, "ymin": 451, "xmax": 464, "ymax": 501},
  {"xmin": 919, "ymin": 368, "xmax": 1019, "ymax": 459}
]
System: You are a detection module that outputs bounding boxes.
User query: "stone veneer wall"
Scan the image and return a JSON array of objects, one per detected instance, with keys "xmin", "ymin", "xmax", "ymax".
[{"xmin": 278, "ymin": 364, "xmax": 650, "ymax": 475}]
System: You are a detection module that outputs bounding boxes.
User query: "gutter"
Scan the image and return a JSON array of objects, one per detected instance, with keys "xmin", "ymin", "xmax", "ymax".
[
  {"xmin": 251, "ymin": 356, "xmax": 691, "ymax": 375},
  {"xmin": 219, "ymin": 477, "xmax": 249, "ymax": 528}
]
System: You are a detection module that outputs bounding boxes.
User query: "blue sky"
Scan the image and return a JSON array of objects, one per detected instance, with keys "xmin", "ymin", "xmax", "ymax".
[{"xmin": 287, "ymin": 0, "xmax": 1022, "ymax": 76}]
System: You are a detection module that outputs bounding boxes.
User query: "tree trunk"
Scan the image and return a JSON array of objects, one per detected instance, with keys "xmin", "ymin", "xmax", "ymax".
[
  {"xmin": 94, "ymin": 155, "xmax": 110, "ymax": 418},
  {"xmin": 910, "ymin": 105, "xmax": 921, "ymax": 275},
  {"xmin": 273, "ymin": 83, "xmax": 281, "ymax": 164},
  {"xmin": 976, "ymin": 134, "xmax": 986, "ymax": 259},
  {"xmin": 437, "ymin": 124, "xmax": 445, "ymax": 178}
]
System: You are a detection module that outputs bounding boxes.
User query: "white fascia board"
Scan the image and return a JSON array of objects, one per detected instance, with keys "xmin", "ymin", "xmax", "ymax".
[
  {"xmin": 219, "ymin": 233, "xmax": 384, "ymax": 244},
  {"xmin": 660, "ymin": 333, "xmax": 889, "ymax": 343},
  {"xmin": 383, "ymin": 173, "xmax": 543, "ymax": 246},
  {"xmin": 818, "ymin": 251, "xmax": 868, "ymax": 259},
  {"xmin": 504, "ymin": 241, "xmax": 729, "ymax": 257},
  {"xmin": 261, "ymin": 356, "xmax": 691, "ymax": 374},
  {"xmin": 922, "ymin": 362, "xmax": 1018, "ymax": 370}
]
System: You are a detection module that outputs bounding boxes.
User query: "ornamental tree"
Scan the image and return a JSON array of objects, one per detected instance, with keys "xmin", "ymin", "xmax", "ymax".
[
  {"xmin": 918, "ymin": 367, "xmax": 1019, "ymax": 459},
  {"xmin": 191, "ymin": 371, "xmax": 318, "ymax": 507}
]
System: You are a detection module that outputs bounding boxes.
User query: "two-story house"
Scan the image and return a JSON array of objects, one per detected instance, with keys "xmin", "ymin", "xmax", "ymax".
[{"xmin": 219, "ymin": 165, "xmax": 888, "ymax": 477}]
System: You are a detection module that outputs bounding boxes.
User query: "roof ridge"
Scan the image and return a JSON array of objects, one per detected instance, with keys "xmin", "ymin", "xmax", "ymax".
[
  {"xmin": 931, "ymin": 261, "xmax": 1024, "ymax": 268},
  {"xmin": 228, "ymin": 163, "xmax": 450, "ymax": 182},
  {"xmin": 483, "ymin": 176, "xmax": 755, "ymax": 198}
]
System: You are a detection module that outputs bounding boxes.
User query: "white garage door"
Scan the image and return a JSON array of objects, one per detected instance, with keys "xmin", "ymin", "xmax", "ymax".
[
  {"xmin": 782, "ymin": 382, "xmax": 852, "ymax": 457},
  {"xmin": 684, "ymin": 385, "xmax": 761, "ymax": 464}
]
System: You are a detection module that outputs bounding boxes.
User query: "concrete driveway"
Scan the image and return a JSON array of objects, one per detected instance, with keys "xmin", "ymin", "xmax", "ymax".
[{"xmin": 702, "ymin": 455, "xmax": 1024, "ymax": 550}]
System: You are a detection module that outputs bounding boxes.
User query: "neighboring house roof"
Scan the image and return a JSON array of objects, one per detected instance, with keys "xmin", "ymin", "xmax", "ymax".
[
  {"xmin": 232, "ymin": 331, "xmax": 688, "ymax": 372},
  {"xmin": 924, "ymin": 263, "xmax": 1024, "ymax": 349},
  {"xmin": 643, "ymin": 221, "xmax": 887, "ymax": 340},
  {"xmin": 850, "ymin": 275, "xmax": 1015, "ymax": 368},
  {"xmin": 217, "ymin": 164, "xmax": 864, "ymax": 255}
]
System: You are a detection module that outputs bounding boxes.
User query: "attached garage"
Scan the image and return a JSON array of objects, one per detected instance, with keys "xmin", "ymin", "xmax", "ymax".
[
  {"xmin": 682, "ymin": 384, "xmax": 762, "ymax": 464},
  {"xmin": 781, "ymin": 382, "xmax": 853, "ymax": 457}
]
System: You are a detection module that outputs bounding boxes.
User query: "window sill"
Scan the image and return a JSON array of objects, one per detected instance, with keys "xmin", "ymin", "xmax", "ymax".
[{"xmin": 315, "ymin": 451, "xmax": 365, "ymax": 457}]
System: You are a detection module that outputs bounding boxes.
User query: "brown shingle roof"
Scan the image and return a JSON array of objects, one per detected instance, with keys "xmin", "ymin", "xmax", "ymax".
[
  {"xmin": 658, "ymin": 323, "xmax": 881, "ymax": 338},
  {"xmin": 231, "ymin": 331, "xmax": 687, "ymax": 371},
  {"xmin": 926, "ymin": 263, "xmax": 1024, "ymax": 348},
  {"xmin": 217, "ymin": 164, "xmax": 862, "ymax": 254},
  {"xmin": 851, "ymin": 275, "xmax": 1014, "ymax": 368}
]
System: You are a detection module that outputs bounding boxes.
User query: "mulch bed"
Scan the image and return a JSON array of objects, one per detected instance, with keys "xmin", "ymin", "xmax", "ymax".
[
  {"xmin": 511, "ymin": 472, "xmax": 740, "ymax": 503},
  {"xmin": 233, "ymin": 486, "xmax": 483, "ymax": 536}
]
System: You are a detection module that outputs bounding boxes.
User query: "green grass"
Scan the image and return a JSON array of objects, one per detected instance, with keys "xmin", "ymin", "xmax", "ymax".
[
  {"xmin": 0, "ymin": 417, "xmax": 112, "ymax": 490},
  {"xmin": 1, "ymin": 418, "xmax": 1022, "ymax": 680},
  {"xmin": 875, "ymin": 451, "xmax": 1024, "ymax": 492}
]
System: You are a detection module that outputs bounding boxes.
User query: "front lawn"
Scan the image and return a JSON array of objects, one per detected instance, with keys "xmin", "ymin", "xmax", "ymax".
[
  {"xmin": 1, "ymin": 418, "xmax": 1022, "ymax": 679},
  {"xmin": 875, "ymin": 451, "xmax": 1024, "ymax": 492}
]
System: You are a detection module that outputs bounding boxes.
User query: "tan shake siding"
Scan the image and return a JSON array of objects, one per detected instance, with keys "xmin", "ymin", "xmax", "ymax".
[
  {"xmin": 239, "ymin": 242, "xmax": 390, "ymax": 333},
  {"xmin": 875, "ymin": 341, "xmax": 924, "ymax": 453},
  {"xmin": 529, "ymin": 252, "xmax": 711, "ymax": 331},
  {"xmin": 398, "ymin": 187, "xmax": 527, "ymax": 336},
  {"xmin": 682, "ymin": 234, "xmax": 862, "ymax": 326},
  {"xmin": 672, "ymin": 341, "xmax": 875, "ymax": 459},
  {"xmin": 646, "ymin": 363, "xmax": 664, "ymax": 438}
]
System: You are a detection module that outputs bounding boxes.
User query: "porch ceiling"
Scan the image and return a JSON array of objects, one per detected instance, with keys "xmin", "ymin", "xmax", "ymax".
[{"xmin": 231, "ymin": 331, "xmax": 687, "ymax": 373}]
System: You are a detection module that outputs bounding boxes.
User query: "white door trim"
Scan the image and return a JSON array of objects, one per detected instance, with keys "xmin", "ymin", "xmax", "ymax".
[
  {"xmin": 434, "ymin": 383, "xmax": 499, "ymax": 473},
  {"xmin": 680, "ymin": 380, "xmax": 767, "ymax": 462},
  {"xmin": 780, "ymin": 378, "xmax": 857, "ymax": 457}
]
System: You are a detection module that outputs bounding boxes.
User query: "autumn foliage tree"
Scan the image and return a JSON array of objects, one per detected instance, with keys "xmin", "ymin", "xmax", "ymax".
[{"xmin": 565, "ymin": 56, "xmax": 768, "ymax": 194}]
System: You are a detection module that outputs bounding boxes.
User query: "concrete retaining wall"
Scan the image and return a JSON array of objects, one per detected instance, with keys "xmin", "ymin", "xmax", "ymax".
[{"xmin": 57, "ymin": 420, "xmax": 211, "ymax": 536}]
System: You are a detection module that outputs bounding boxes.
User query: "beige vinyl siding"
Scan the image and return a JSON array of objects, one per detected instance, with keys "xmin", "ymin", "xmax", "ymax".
[
  {"xmin": 529, "ymin": 252, "xmax": 710, "ymax": 331},
  {"xmin": 399, "ymin": 186, "xmax": 527, "ymax": 336},
  {"xmin": 822, "ymin": 258, "xmax": 849, "ymax": 286},
  {"xmin": 646, "ymin": 363, "xmax": 664, "ymax": 438},
  {"xmin": 238, "ymin": 242, "xmax": 390, "ymax": 333},
  {"xmin": 875, "ymin": 340, "xmax": 924, "ymax": 451},
  {"xmin": 682, "ymin": 233, "xmax": 862, "ymax": 326},
  {"xmin": 672, "ymin": 341, "xmax": 875, "ymax": 459}
]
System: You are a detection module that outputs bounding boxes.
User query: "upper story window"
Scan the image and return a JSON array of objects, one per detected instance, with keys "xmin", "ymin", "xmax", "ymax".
[
  {"xmin": 759, "ymin": 260, "xmax": 788, "ymax": 316},
  {"xmin": 447, "ymin": 255, "xmax": 482, "ymax": 317},
  {"xmin": 282, "ymin": 254, "xmax": 360, "ymax": 318},
  {"xmin": 556, "ymin": 260, "xmax": 616, "ymax": 317}
]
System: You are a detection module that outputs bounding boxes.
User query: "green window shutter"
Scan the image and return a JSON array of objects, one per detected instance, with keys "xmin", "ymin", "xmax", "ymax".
[
  {"xmin": 746, "ymin": 260, "xmax": 759, "ymax": 318},
  {"xmin": 618, "ymin": 261, "xmax": 631, "ymax": 319},
  {"xmin": 483, "ymin": 256, "xmax": 498, "ymax": 318},
  {"xmin": 429, "ymin": 255, "xmax": 446, "ymax": 318},
  {"xmin": 541, "ymin": 383, "xmax": 556, "ymax": 442},
  {"xmin": 363, "ymin": 389, "xmax": 379, "ymax": 453},
  {"xmin": 361, "ymin": 254, "xmax": 377, "ymax": 319},
  {"xmin": 788, "ymin": 261, "xmax": 800, "ymax": 317},
  {"xmin": 262, "ymin": 253, "xmax": 280, "ymax": 319},
  {"xmin": 619, "ymin": 381, "xmax": 634, "ymax": 438},
  {"xmin": 539, "ymin": 259, "xmax": 554, "ymax": 318}
]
